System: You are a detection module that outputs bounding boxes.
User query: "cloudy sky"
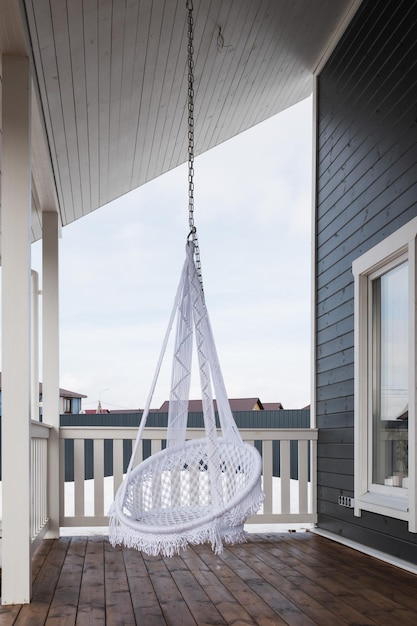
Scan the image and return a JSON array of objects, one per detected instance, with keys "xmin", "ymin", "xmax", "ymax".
[{"xmin": 31, "ymin": 95, "xmax": 313, "ymax": 412}]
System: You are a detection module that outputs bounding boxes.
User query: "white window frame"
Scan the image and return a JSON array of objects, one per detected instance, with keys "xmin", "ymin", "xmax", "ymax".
[{"xmin": 353, "ymin": 216, "xmax": 417, "ymax": 531}]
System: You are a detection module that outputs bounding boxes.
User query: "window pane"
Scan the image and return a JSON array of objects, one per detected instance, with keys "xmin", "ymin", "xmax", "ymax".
[{"xmin": 372, "ymin": 261, "xmax": 408, "ymax": 488}]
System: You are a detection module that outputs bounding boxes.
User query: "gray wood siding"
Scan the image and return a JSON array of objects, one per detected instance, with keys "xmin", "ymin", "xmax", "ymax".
[{"xmin": 316, "ymin": 0, "xmax": 417, "ymax": 560}]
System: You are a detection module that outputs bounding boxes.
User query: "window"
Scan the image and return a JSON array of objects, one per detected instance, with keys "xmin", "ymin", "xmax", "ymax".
[
  {"xmin": 371, "ymin": 259, "xmax": 408, "ymax": 489},
  {"xmin": 64, "ymin": 397, "xmax": 73, "ymax": 414},
  {"xmin": 353, "ymin": 217, "xmax": 417, "ymax": 530}
]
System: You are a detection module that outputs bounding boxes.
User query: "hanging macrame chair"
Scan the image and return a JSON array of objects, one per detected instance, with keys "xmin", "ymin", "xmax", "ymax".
[
  {"xmin": 108, "ymin": 0, "xmax": 264, "ymax": 556},
  {"xmin": 109, "ymin": 241, "xmax": 264, "ymax": 556}
]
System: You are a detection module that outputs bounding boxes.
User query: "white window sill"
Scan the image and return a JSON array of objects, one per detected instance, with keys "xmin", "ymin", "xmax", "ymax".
[{"xmin": 355, "ymin": 492, "xmax": 409, "ymax": 521}]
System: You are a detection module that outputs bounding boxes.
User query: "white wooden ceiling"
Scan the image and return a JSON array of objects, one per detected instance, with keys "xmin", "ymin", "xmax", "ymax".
[{"xmin": 3, "ymin": 0, "xmax": 362, "ymax": 240}]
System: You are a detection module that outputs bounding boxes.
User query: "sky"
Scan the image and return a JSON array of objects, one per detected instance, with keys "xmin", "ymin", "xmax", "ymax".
[{"xmin": 30, "ymin": 95, "xmax": 313, "ymax": 413}]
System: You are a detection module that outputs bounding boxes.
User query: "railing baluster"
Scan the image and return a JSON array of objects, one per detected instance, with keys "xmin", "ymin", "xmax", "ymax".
[
  {"xmin": 298, "ymin": 439, "xmax": 309, "ymax": 513},
  {"xmin": 113, "ymin": 439, "xmax": 124, "ymax": 494},
  {"xmin": 280, "ymin": 440, "xmax": 291, "ymax": 514},
  {"xmin": 263, "ymin": 440, "xmax": 273, "ymax": 514},
  {"xmin": 59, "ymin": 438, "xmax": 66, "ymax": 518},
  {"xmin": 74, "ymin": 439, "xmax": 85, "ymax": 517},
  {"xmin": 94, "ymin": 439, "xmax": 104, "ymax": 516}
]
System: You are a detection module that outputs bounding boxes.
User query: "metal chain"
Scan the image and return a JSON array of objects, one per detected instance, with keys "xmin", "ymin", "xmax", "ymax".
[{"xmin": 186, "ymin": 0, "xmax": 204, "ymax": 295}]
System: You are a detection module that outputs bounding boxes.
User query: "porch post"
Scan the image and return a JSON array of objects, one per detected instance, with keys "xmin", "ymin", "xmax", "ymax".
[
  {"xmin": 42, "ymin": 211, "xmax": 61, "ymax": 538},
  {"xmin": 1, "ymin": 55, "xmax": 32, "ymax": 604}
]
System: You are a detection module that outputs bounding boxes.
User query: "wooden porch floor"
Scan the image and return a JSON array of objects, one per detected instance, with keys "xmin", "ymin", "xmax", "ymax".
[{"xmin": 1, "ymin": 532, "xmax": 417, "ymax": 625}]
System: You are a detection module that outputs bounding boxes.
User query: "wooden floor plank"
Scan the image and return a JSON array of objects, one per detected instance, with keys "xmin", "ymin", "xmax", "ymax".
[
  {"xmin": 249, "ymin": 540, "xmax": 363, "ymax": 626},
  {"xmin": 103, "ymin": 540, "xmax": 136, "ymax": 626},
  {"xmin": 46, "ymin": 536, "xmax": 86, "ymax": 624},
  {"xmin": 218, "ymin": 544, "xmax": 318, "ymax": 626},
  {"xmin": 122, "ymin": 545, "xmax": 166, "ymax": 625},
  {"xmin": 230, "ymin": 542, "xmax": 347, "ymax": 626},
  {"xmin": 180, "ymin": 547, "xmax": 258, "ymax": 625},
  {"xmin": 313, "ymin": 538, "xmax": 417, "ymax": 615},
  {"xmin": 194, "ymin": 543, "xmax": 288, "ymax": 626},
  {"xmin": 276, "ymin": 534, "xmax": 417, "ymax": 625},
  {"xmin": 143, "ymin": 554, "xmax": 197, "ymax": 626},
  {"xmin": 0, "ymin": 605, "xmax": 22, "ymax": 626},
  {"xmin": 271, "ymin": 540, "xmax": 381, "ymax": 624},
  {"xmin": 2, "ymin": 533, "xmax": 417, "ymax": 625},
  {"xmin": 31, "ymin": 540, "xmax": 55, "ymax": 582},
  {"xmin": 14, "ymin": 538, "xmax": 72, "ymax": 626},
  {"xmin": 76, "ymin": 536, "xmax": 106, "ymax": 625},
  {"xmin": 163, "ymin": 555, "xmax": 227, "ymax": 625}
]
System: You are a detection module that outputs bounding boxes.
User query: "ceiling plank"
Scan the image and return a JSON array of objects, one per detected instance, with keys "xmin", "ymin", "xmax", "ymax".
[
  {"xmin": 107, "ymin": 0, "xmax": 127, "ymax": 200},
  {"xmin": 97, "ymin": 0, "xmax": 113, "ymax": 206},
  {"xmin": 67, "ymin": 0, "xmax": 91, "ymax": 220},
  {"xmin": 83, "ymin": 0, "xmax": 100, "ymax": 212}
]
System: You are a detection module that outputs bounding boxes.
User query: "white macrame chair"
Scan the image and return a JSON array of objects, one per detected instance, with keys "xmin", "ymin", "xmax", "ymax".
[{"xmin": 109, "ymin": 241, "xmax": 264, "ymax": 556}]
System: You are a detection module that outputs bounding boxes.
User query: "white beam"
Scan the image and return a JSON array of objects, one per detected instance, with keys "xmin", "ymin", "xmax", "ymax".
[
  {"xmin": 42, "ymin": 211, "xmax": 60, "ymax": 537},
  {"xmin": 1, "ymin": 54, "xmax": 32, "ymax": 605}
]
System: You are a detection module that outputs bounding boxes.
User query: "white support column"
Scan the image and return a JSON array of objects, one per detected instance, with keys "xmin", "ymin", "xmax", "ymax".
[
  {"xmin": 1, "ymin": 55, "xmax": 32, "ymax": 605},
  {"xmin": 42, "ymin": 210, "xmax": 60, "ymax": 538}
]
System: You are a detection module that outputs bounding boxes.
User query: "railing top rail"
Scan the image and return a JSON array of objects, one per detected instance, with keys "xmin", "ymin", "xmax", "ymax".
[
  {"xmin": 59, "ymin": 426, "xmax": 318, "ymax": 441},
  {"xmin": 31, "ymin": 421, "xmax": 52, "ymax": 438}
]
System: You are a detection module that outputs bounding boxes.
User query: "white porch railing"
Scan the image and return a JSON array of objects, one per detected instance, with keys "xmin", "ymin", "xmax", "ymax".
[
  {"xmin": 58, "ymin": 427, "xmax": 318, "ymax": 528},
  {"xmin": 30, "ymin": 421, "xmax": 51, "ymax": 550}
]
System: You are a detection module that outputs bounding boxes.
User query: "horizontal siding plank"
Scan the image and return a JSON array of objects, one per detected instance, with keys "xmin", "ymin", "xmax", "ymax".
[
  {"xmin": 318, "ymin": 117, "xmax": 417, "ymax": 234},
  {"xmin": 318, "ymin": 428, "xmax": 354, "ymax": 444},
  {"xmin": 316, "ymin": 267, "xmax": 353, "ymax": 300},
  {"xmin": 316, "ymin": 284, "xmax": 354, "ymax": 320},
  {"xmin": 316, "ymin": 348, "xmax": 354, "ymax": 375},
  {"xmin": 318, "ymin": 160, "xmax": 417, "ymax": 263},
  {"xmin": 317, "ymin": 0, "xmax": 396, "ymax": 139},
  {"xmin": 318, "ymin": 1, "xmax": 417, "ymax": 151},
  {"xmin": 317, "ymin": 470, "xmax": 354, "ymax": 491},
  {"xmin": 316, "ymin": 364, "xmax": 353, "ymax": 388},
  {"xmin": 316, "ymin": 396, "xmax": 354, "ymax": 416},
  {"xmin": 316, "ymin": 383, "xmax": 353, "ymax": 406},
  {"xmin": 318, "ymin": 484, "xmax": 353, "ymax": 503},
  {"xmin": 317, "ymin": 443, "xmax": 353, "ymax": 460},
  {"xmin": 317, "ymin": 457, "xmax": 354, "ymax": 476},
  {"xmin": 316, "ymin": 380, "xmax": 354, "ymax": 403},
  {"xmin": 316, "ymin": 331, "xmax": 354, "ymax": 361},
  {"xmin": 319, "ymin": 58, "xmax": 417, "ymax": 207},
  {"xmin": 316, "ymin": 412, "xmax": 354, "ymax": 430},
  {"xmin": 316, "ymin": 302, "xmax": 353, "ymax": 332}
]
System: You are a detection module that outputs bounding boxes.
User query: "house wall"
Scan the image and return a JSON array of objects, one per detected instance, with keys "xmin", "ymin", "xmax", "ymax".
[
  {"xmin": 316, "ymin": 0, "xmax": 417, "ymax": 560},
  {"xmin": 59, "ymin": 396, "xmax": 82, "ymax": 414}
]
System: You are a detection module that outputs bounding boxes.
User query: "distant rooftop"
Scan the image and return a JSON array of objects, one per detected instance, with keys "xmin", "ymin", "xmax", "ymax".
[
  {"xmin": 88, "ymin": 398, "xmax": 311, "ymax": 415},
  {"xmin": 158, "ymin": 398, "xmax": 282, "ymax": 412},
  {"xmin": 262, "ymin": 402, "xmax": 285, "ymax": 410}
]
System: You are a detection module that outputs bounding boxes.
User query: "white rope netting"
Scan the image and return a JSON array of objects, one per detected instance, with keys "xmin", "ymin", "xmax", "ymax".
[{"xmin": 109, "ymin": 242, "xmax": 264, "ymax": 555}]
